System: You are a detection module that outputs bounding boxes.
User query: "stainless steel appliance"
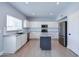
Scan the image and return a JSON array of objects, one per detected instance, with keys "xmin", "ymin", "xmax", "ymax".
[{"xmin": 59, "ymin": 21, "xmax": 67, "ymax": 47}]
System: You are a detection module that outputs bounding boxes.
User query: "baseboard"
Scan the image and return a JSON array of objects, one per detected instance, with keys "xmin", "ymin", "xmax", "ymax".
[
  {"xmin": 67, "ymin": 48, "xmax": 79, "ymax": 56},
  {"xmin": 0, "ymin": 52, "xmax": 4, "ymax": 56}
]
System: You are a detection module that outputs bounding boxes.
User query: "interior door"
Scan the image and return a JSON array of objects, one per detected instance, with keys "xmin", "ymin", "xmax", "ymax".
[{"xmin": 67, "ymin": 11, "xmax": 79, "ymax": 55}]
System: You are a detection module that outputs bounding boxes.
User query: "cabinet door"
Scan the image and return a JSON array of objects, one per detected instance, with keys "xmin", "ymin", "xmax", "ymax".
[
  {"xmin": 40, "ymin": 37, "xmax": 51, "ymax": 50},
  {"xmin": 16, "ymin": 36, "xmax": 22, "ymax": 50},
  {"xmin": 24, "ymin": 34, "xmax": 27, "ymax": 43},
  {"xmin": 4, "ymin": 35, "xmax": 16, "ymax": 53},
  {"xmin": 21, "ymin": 34, "xmax": 27, "ymax": 46}
]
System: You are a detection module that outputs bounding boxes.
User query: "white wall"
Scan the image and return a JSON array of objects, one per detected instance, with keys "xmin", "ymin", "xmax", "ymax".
[
  {"xmin": 67, "ymin": 11, "xmax": 79, "ymax": 55},
  {"xmin": 29, "ymin": 21, "xmax": 58, "ymax": 39},
  {"xmin": 0, "ymin": 2, "xmax": 27, "ymax": 54},
  {"xmin": 57, "ymin": 3, "xmax": 79, "ymax": 55}
]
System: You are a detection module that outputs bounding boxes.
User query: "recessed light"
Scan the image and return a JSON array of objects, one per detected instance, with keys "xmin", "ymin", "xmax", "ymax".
[
  {"xmin": 49, "ymin": 13, "xmax": 53, "ymax": 15},
  {"xmin": 25, "ymin": 2, "xmax": 29, "ymax": 4},
  {"xmin": 56, "ymin": 2, "xmax": 60, "ymax": 5}
]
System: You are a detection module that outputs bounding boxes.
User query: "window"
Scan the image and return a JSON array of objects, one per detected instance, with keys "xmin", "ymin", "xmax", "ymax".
[{"xmin": 7, "ymin": 15, "xmax": 22, "ymax": 31}]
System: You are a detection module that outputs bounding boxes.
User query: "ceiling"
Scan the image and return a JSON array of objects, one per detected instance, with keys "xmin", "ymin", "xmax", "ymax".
[{"xmin": 9, "ymin": 2, "xmax": 70, "ymax": 21}]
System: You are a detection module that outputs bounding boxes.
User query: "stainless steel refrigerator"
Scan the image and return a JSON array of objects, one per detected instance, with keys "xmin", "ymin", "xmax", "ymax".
[{"xmin": 59, "ymin": 21, "xmax": 67, "ymax": 47}]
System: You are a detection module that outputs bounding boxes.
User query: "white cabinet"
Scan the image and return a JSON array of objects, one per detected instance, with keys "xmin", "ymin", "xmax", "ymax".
[
  {"xmin": 3, "ymin": 33, "xmax": 27, "ymax": 53},
  {"xmin": 3, "ymin": 35, "xmax": 16, "ymax": 53}
]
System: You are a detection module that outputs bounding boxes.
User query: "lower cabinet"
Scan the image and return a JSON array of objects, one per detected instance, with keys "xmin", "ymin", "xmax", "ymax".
[
  {"xmin": 40, "ymin": 36, "xmax": 51, "ymax": 50},
  {"xmin": 3, "ymin": 33, "xmax": 27, "ymax": 53}
]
